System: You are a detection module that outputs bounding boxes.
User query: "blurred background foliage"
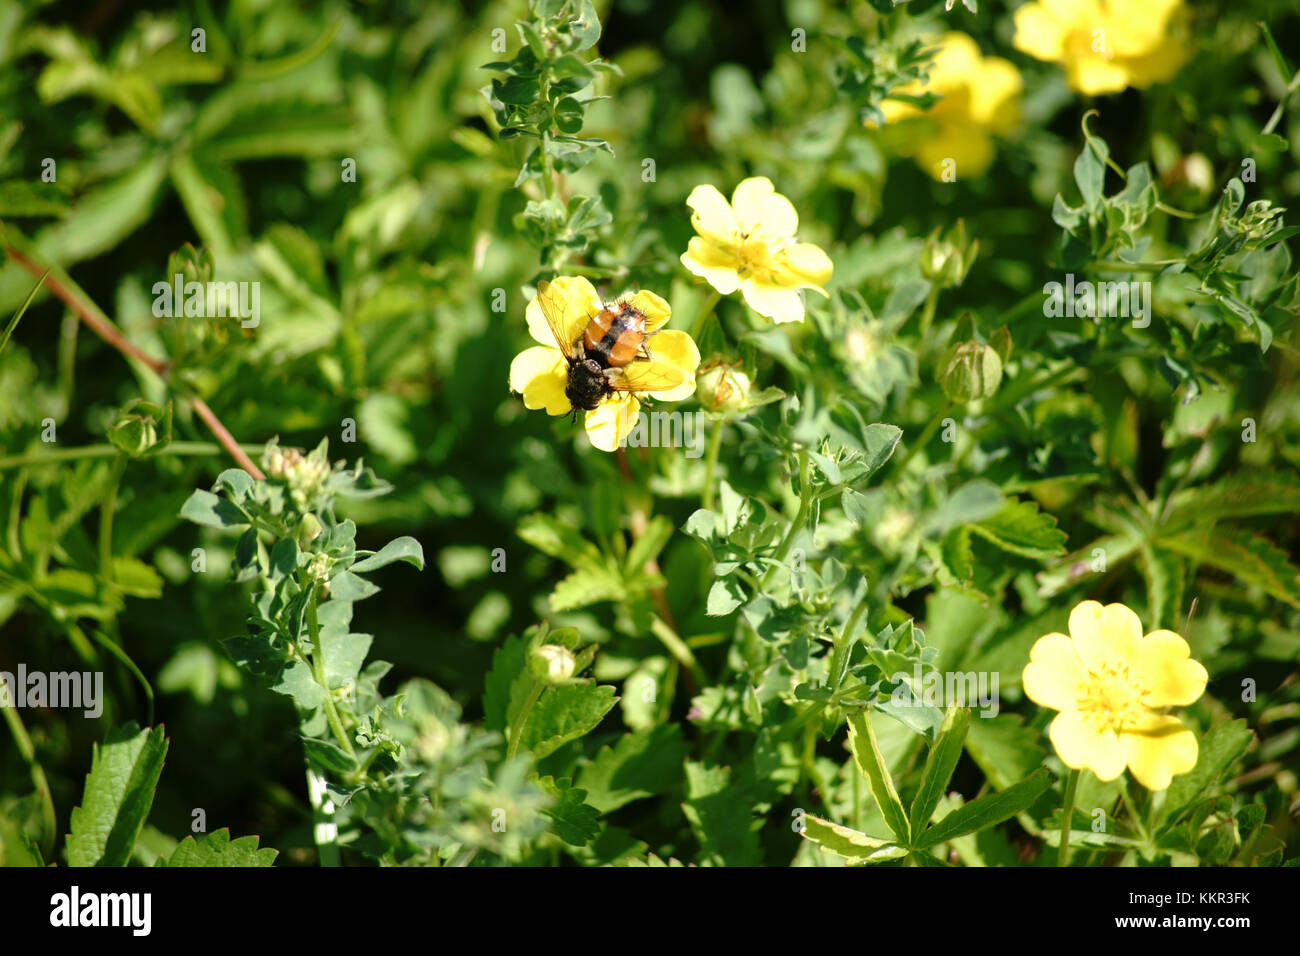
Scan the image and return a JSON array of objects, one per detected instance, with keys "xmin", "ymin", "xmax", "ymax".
[{"xmin": 0, "ymin": 0, "xmax": 1298, "ymax": 865}]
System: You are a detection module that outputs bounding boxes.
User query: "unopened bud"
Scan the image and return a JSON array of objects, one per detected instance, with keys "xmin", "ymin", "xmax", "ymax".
[
  {"xmin": 938, "ymin": 341, "xmax": 1002, "ymax": 403},
  {"xmin": 529, "ymin": 644, "xmax": 577, "ymax": 684},
  {"xmin": 696, "ymin": 361, "xmax": 752, "ymax": 414}
]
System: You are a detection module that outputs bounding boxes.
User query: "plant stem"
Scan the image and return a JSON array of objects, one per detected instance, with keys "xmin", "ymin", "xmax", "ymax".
[
  {"xmin": 98, "ymin": 455, "xmax": 126, "ymax": 584},
  {"xmin": 506, "ymin": 681, "xmax": 544, "ymax": 762},
  {"xmin": 688, "ymin": 289, "xmax": 722, "ymax": 339},
  {"xmin": 761, "ymin": 448, "xmax": 812, "ymax": 587},
  {"xmin": 1262, "ymin": 68, "xmax": 1300, "ymax": 135},
  {"xmin": 895, "ymin": 402, "xmax": 953, "ymax": 472},
  {"xmin": 701, "ymin": 418, "xmax": 724, "ymax": 510},
  {"xmin": 304, "ymin": 767, "xmax": 340, "ymax": 867},
  {"xmin": 0, "ymin": 441, "xmax": 265, "ymax": 471},
  {"xmin": 650, "ymin": 614, "xmax": 706, "ymax": 688},
  {"xmin": 917, "ymin": 283, "xmax": 939, "ymax": 342},
  {"xmin": 306, "ymin": 588, "xmax": 355, "ymax": 760},
  {"xmin": 1057, "ymin": 768, "xmax": 1080, "ymax": 867},
  {"xmin": 0, "ymin": 700, "xmax": 57, "ymax": 859}
]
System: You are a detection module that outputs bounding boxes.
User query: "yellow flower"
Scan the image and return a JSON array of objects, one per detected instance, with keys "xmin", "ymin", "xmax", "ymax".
[
  {"xmin": 1022, "ymin": 600, "xmax": 1207, "ymax": 790},
  {"xmin": 877, "ymin": 32, "xmax": 1021, "ymax": 180},
  {"xmin": 679, "ymin": 177, "xmax": 833, "ymax": 325},
  {"xmin": 508, "ymin": 276, "xmax": 700, "ymax": 453},
  {"xmin": 1013, "ymin": 0, "xmax": 1189, "ymax": 96}
]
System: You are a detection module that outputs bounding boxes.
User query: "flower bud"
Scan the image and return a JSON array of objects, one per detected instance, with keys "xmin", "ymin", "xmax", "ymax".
[
  {"xmin": 106, "ymin": 400, "xmax": 171, "ymax": 458},
  {"xmin": 297, "ymin": 513, "xmax": 323, "ymax": 548},
  {"xmin": 920, "ymin": 221, "xmax": 978, "ymax": 289},
  {"xmin": 938, "ymin": 340, "xmax": 1002, "ymax": 403},
  {"xmin": 695, "ymin": 361, "xmax": 752, "ymax": 414},
  {"xmin": 529, "ymin": 644, "xmax": 577, "ymax": 684}
]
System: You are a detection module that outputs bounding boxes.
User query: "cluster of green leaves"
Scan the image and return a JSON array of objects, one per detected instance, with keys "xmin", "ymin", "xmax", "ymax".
[{"xmin": 483, "ymin": 0, "xmax": 619, "ymax": 265}]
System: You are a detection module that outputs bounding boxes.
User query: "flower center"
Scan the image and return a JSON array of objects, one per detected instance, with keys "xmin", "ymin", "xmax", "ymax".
[
  {"xmin": 1075, "ymin": 663, "xmax": 1147, "ymax": 733},
  {"xmin": 737, "ymin": 233, "xmax": 782, "ymax": 279}
]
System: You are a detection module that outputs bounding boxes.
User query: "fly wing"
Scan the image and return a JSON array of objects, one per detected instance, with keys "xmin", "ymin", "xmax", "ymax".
[
  {"xmin": 605, "ymin": 361, "xmax": 687, "ymax": 394},
  {"xmin": 536, "ymin": 280, "xmax": 582, "ymax": 361}
]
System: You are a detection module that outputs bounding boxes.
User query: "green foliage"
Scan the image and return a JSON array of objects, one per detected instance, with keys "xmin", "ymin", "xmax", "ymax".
[{"xmin": 0, "ymin": 0, "xmax": 1296, "ymax": 870}]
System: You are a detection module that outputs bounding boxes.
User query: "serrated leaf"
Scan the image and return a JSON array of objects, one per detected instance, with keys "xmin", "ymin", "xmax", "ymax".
[
  {"xmin": 1162, "ymin": 528, "xmax": 1300, "ymax": 607},
  {"xmin": 1166, "ymin": 471, "xmax": 1300, "ymax": 525},
  {"xmin": 682, "ymin": 762, "xmax": 760, "ymax": 866},
  {"xmin": 160, "ymin": 829, "xmax": 277, "ymax": 867},
  {"xmin": 913, "ymin": 768, "xmax": 1051, "ymax": 849},
  {"xmin": 67, "ymin": 724, "xmax": 168, "ymax": 867},
  {"xmin": 971, "ymin": 498, "xmax": 1068, "ymax": 560},
  {"xmin": 1158, "ymin": 720, "xmax": 1253, "ymax": 827},
  {"xmin": 549, "ymin": 565, "xmax": 624, "ymax": 611},
  {"xmin": 846, "ymin": 710, "xmax": 910, "ymax": 846},
  {"xmin": 1139, "ymin": 545, "xmax": 1184, "ymax": 630},
  {"xmin": 539, "ymin": 777, "xmax": 601, "ymax": 847},
  {"xmin": 483, "ymin": 633, "xmax": 529, "ymax": 731},
  {"xmin": 517, "ymin": 513, "xmax": 601, "ymax": 566},
  {"xmin": 520, "ymin": 683, "xmax": 618, "ymax": 759},
  {"xmin": 577, "ymin": 725, "xmax": 690, "ymax": 813},
  {"xmin": 801, "ymin": 814, "xmax": 906, "ymax": 864},
  {"xmin": 910, "ymin": 705, "xmax": 971, "ymax": 836}
]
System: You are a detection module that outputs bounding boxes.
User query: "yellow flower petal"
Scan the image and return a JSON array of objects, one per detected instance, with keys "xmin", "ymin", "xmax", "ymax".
[
  {"xmin": 626, "ymin": 289, "xmax": 672, "ymax": 332},
  {"xmin": 730, "ymin": 176, "xmax": 798, "ymax": 239},
  {"xmin": 1120, "ymin": 716, "xmax": 1199, "ymax": 791},
  {"xmin": 526, "ymin": 275, "xmax": 601, "ymax": 349},
  {"xmin": 1012, "ymin": 3, "xmax": 1068, "ymax": 62},
  {"xmin": 643, "ymin": 330, "xmax": 699, "ymax": 401},
  {"xmin": 585, "ymin": 395, "xmax": 639, "ymax": 452},
  {"xmin": 686, "ymin": 184, "xmax": 738, "ymax": 245},
  {"xmin": 681, "ymin": 238, "xmax": 742, "ymax": 295},
  {"xmin": 741, "ymin": 281, "xmax": 806, "ymax": 324},
  {"xmin": 1136, "ymin": 629, "xmax": 1208, "ymax": 707},
  {"xmin": 969, "ymin": 57, "xmax": 1022, "ymax": 130},
  {"xmin": 1069, "ymin": 55, "xmax": 1133, "ymax": 96},
  {"xmin": 1050, "ymin": 709, "xmax": 1127, "ymax": 780},
  {"xmin": 1022, "ymin": 632, "xmax": 1087, "ymax": 711},
  {"xmin": 1068, "ymin": 600, "xmax": 1141, "ymax": 673},
  {"xmin": 509, "ymin": 346, "xmax": 571, "ymax": 416},
  {"xmin": 780, "ymin": 242, "xmax": 834, "ymax": 288}
]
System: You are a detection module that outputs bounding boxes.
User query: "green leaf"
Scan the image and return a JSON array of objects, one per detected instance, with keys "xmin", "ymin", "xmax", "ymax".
[
  {"xmin": 67, "ymin": 724, "xmax": 169, "ymax": 867},
  {"xmin": 1158, "ymin": 720, "xmax": 1253, "ymax": 827},
  {"xmin": 682, "ymin": 762, "xmax": 761, "ymax": 866},
  {"xmin": 179, "ymin": 489, "xmax": 247, "ymax": 529},
  {"xmin": 1074, "ymin": 137, "xmax": 1107, "ymax": 214},
  {"xmin": 971, "ymin": 498, "xmax": 1068, "ymax": 560},
  {"xmin": 517, "ymin": 513, "xmax": 601, "ymax": 566},
  {"xmin": 577, "ymin": 725, "xmax": 690, "ymax": 813},
  {"xmin": 846, "ymin": 710, "xmax": 911, "ymax": 846},
  {"xmin": 0, "ymin": 271, "xmax": 47, "ymax": 358},
  {"xmin": 1162, "ymin": 528, "xmax": 1300, "ymax": 607},
  {"xmin": 801, "ymin": 814, "xmax": 906, "ymax": 864},
  {"xmin": 910, "ymin": 705, "xmax": 971, "ymax": 836},
  {"xmin": 964, "ymin": 714, "xmax": 1046, "ymax": 792},
  {"xmin": 350, "ymin": 536, "xmax": 425, "ymax": 573},
  {"xmin": 1166, "ymin": 471, "xmax": 1300, "ymax": 524},
  {"xmin": 706, "ymin": 576, "xmax": 746, "ymax": 616},
  {"xmin": 539, "ymin": 777, "xmax": 601, "ymax": 847},
  {"xmin": 483, "ymin": 633, "xmax": 530, "ymax": 732},
  {"xmin": 550, "ymin": 565, "xmax": 624, "ymax": 611},
  {"xmin": 1139, "ymin": 545, "xmax": 1184, "ymax": 630},
  {"xmin": 913, "ymin": 768, "xmax": 1051, "ymax": 849},
  {"xmin": 110, "ymin": 557, "xmax": 164, "ymax": 598},
  {"xmin": 160, "ymin": 829, "xmax": 277, "ymax": 867},
  {"xmin": 520, "ymin": 682, "xmax": 618, "ymax": 759}
]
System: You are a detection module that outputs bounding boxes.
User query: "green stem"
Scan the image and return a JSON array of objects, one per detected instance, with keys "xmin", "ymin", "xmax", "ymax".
[
  {"xmin": 829, "ymin": 591, "xmax": 870, "ymax": 692},
  {"xmin": 0, "ymin": 441, "xmax": 263, "ymax": 471},
  {"xmin": 506, "ymin": 681, "xmax": 544, "ymax": 762},
  {"xmin": 304, "ymin": 767, "xmax": 340, "ymax": 867},
  {"xmin": 306, "ymin": 588, "xmax": 355, "ymax": 760},
  {"xmin": 917, "ymin": 283, "xmax": 940, "ymax": 342},
  {"xmin": 1262, "ymin": 67, "xmax": 1300, "ymax": 135},
  {"xmin": 98, "ymin": 455, "xmax": 126, "ymax": 584},
  {"xmin": 650, "ymin": 615, "xmax": 706, "ymax": 688},
  {"xmin": 701, "ymin": 418, "xmax": 725, "ymax": 510},
  {"xmin": 0, "ymin": 700, "xmax": 57, "ymax": 859},
  {"xmin": 687, "ymin": 289, "xmax": 722, "ymax": 339},
  {"xmin": 895, "ymin": 402, "xmax": 953, "ymax": 472},
  {"xmin": 761, "ymin": 448, "xmax": 813, "ymax": 587},
  {"xmin": 1057, "ymin": 769, "xmax": 1081, "ymax": 867}
]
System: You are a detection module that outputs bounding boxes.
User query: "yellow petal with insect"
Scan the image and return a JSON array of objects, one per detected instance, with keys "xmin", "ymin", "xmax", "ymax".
[
  {"xmin": 526, "ymin": 275, "xmax": 601, "ymax": 350},
  {"xmin": 626, "ymin": 289, "xmax": 672, "ymax": 332},
  {"xmin": 585, "ymin": 394, "xmax": 639, "ymax": 452}
]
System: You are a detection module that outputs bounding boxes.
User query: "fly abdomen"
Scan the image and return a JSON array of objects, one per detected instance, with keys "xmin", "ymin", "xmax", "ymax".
[{"xmin": 583, "ymin": 304, "xmax": 646, "ymax": 369}]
